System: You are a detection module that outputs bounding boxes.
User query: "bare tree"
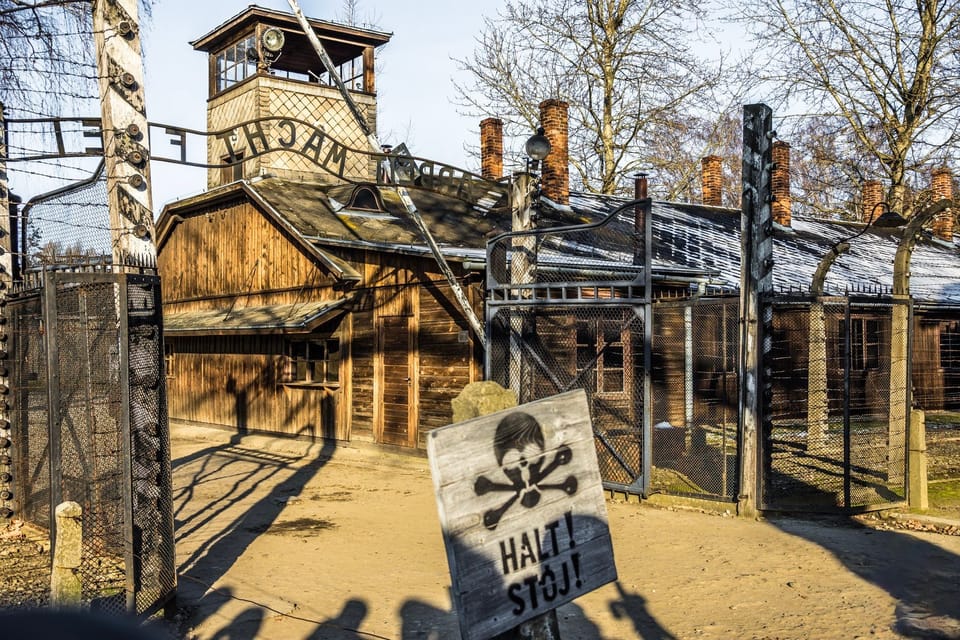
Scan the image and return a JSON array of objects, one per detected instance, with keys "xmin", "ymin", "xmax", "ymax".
[
  {"xmin": 455, "ymin": 0, "xmax": 736, "ymax": 196},
  {"xmin": 738, "ymin": 0, "xmax": 960, "ymax": 216}
]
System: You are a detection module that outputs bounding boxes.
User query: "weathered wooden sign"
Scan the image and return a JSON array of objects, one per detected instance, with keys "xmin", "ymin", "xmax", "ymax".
[{"xmin": 428, "ymin": 389, "xmax": 617, "ymax": 640}]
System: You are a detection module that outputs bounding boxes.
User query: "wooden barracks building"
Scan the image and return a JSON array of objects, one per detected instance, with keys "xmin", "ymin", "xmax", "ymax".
[{"xmin": 157, "ymin": 5, "xmax": 508, "ymax": 448}]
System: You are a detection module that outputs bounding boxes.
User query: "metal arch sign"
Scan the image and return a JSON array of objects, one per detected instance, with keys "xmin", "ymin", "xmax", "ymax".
[
  {"xmin": 427, "ymin": 389, "xmax": 617, "ymax": 640},
  {"xmin": 1, "ymin": 116, "xmax": 509, "ymax": 206}
]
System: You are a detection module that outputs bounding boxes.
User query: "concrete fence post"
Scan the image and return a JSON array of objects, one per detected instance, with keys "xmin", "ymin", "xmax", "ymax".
[
  {"xmin": 50, "ymin": 501, "xmax": 83, "ymax": 607},
  {"xmin": 908, "ymin": 409, "xmax": 928, "ymax": 510}
]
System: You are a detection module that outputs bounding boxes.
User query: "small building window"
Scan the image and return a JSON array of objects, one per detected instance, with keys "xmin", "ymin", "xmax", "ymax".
[
  {"xmin": 347, "ymin": 186, "xmax": 384, "ymax": 211},
  {"xmin": 838, "ymin": 318, "xmax": 881, "ymax": 370},
  {"xmin": 941, "ymin": 321, "xmax": 960, "ymax": 369},
  {"xmin": 215, "ymin": 35, "xmax": 257, "ymax": 93},
  {"xmin": 576, "ymin": 319, "xmax": 625, "ymax": 394},
  {"xmin": 285, "ymin": 338, "xmax": 340, "ymax": 385}
]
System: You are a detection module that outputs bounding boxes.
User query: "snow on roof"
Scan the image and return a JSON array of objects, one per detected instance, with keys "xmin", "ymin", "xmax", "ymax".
[{"xmin": 569, "ymin": 192, "xmax": 960, "ymax": 305}]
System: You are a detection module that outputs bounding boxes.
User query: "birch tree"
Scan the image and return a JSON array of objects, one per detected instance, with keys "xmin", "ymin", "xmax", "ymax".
[
  {"xmin": 739, "ymin": 0, "xmax": 960, "ymax": 216},
  {"xmin": 455, "ymin": 0, "xmax": 734, "ymax": 196}
]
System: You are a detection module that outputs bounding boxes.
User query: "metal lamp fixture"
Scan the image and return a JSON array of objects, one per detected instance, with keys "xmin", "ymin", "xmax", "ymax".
[
  {"xmin": 811, "ymin": 200, "xmax": 907, "ymax": 294},
  {"xmin": 524, "ymin": 127, "xmax": 551, "ymax": 171},
  {"xmin": 262, "ymin": 27, "xmax": 286, "ymax": 55}
]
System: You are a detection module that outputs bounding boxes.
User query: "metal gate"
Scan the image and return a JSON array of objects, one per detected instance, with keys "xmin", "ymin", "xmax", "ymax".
[
  {"xmin": 485, "ymin": 198, "xmax": 652, "ymax": 494},
  {"xmin": 7, "ymin": 270, "xmax": 176, "ymax": 615},
  {"xmin": 760, "ymin": 294, "xmax": 909, "ymax": 511}
]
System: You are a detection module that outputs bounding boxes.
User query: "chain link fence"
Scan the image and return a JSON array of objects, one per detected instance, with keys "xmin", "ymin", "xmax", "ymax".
[
  {"xmin": 6, "ymin": 273, "xmax": 175, "ymax": 615},
  {"xmin": 2, "ymin": 164, "xmax": 174, "ymax": 615},
  {"xmin": 651, "ymin": 297, "xmax": 739, "ymax": 500},
  {"xmin": 21, "ymin": 160, "xmax": 112, "ymax": 272},
  {"xmin": 909, "ymin": 314, "xmax": 960, "ymax": 484},
  {"xmin": 487, "ymin": 305, "xmax": 646, "ymax": 488},
  {"xmin": 761, "ymin": 295, "xmax": 908, "ymax": 511}
]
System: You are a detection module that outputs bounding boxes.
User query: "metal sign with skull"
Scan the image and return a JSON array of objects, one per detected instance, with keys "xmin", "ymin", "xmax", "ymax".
[{"xmin": 428, "ymin": 389, "xmax": 617, "ymax": 640}]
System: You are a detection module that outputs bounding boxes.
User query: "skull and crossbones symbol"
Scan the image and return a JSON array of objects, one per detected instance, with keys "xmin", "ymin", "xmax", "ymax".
[{"xmin": 474, "ymin": 411, "xmax": 578, "ymax": 530}]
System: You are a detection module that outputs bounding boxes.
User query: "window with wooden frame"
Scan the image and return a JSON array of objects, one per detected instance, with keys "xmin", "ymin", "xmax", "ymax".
[
  {"xmin": 838, "ymin": 318, "xmax": 881, "ymax": 370},
  {"xmin": 284, "ymin": 338, "xmax": 340, "ymax": 385},
  {"xmin": 940, "ymin": 321, "xmax": 960, "ymax": 370},
  {"xmin": 214, "ymin": 35, "xmax": 257, "ymax": 93},
  {"xmin": 576, "ymin": 318, "xmax": 626, "ymax": 395}
]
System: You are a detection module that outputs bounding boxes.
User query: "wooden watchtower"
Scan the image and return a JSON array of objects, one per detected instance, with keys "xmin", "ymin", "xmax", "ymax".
[{"xmin": 190, "ymin": 6, "xmax": 391, "ymax": 188}]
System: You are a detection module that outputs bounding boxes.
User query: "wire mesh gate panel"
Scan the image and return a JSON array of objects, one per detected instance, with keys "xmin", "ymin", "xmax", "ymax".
[
  {"xmin": 651, "ymin": 298, "xmax": 739, "ymax": 500},
  {"xmin": 485, "ymin": 197, "xmax": 657, "ymax": 493},
  {"xmin": 487, "ymin": 305, "xmax": 647, "ymax": 488},
  {"xmin": 761, "ymin": 295, "xmax": 908, "ymax": 511},
  {"xmin": 6, "ymin": 271, "xmax": 175, "ymax": 615}
]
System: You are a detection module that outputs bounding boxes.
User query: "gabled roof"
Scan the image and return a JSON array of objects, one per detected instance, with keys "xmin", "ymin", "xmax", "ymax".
[
  {"xmin": 158, "ymin": 177, "xmax": 960, "ymax": 306},
  {"xmin": 156, "ymin": 180, "xmax": 361, "ymax": 283},
  {"xmin": 241, "ymin": 176, "xmax": 513, "ymax": 254}
]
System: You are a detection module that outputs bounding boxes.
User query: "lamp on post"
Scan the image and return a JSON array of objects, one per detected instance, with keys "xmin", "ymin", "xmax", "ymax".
[
  {"xmin": 517, "ymin": 127, "xmax": 551, "ymax": 227},
  {"xmin": 524, "ymin": 126, "xmax": 551, "ymax": 172},
  {"xmin": 811, "ymin": 201, "xmax": 907, "ymax": 295}
]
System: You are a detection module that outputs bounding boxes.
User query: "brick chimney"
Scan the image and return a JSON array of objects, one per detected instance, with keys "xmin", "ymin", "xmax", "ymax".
[
  {"xmin": 480, "ymin": 117, "xmax": 503, "ymax": 181},
  {"xmin": 772, "ymin": 141, "xmax": 791, "ymax": 227},
  {"xmin": 701, "ymin": 155, "xmax": 722, "ymax": 206},
  {"xmin": 539, "ymin": 99, "xmax": 569, "ymax": 205},
  {"xmin": 932, "ymin": 167, "xmax": 954, "ymax": 241},
  {"xmin": 861, "ymin": 179, "xmax": 883, "ymax": 223}
]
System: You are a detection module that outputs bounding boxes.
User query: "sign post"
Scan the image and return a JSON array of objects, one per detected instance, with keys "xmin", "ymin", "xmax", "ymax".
[{"xmin": 428, "ymin": 389, "xmax": 617, "ymax": 640}]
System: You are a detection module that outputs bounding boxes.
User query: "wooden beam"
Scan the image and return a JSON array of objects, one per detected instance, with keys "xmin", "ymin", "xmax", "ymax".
[{"xmin": 738, "ymin": 104, "xmax": 775, "ymax": 518}]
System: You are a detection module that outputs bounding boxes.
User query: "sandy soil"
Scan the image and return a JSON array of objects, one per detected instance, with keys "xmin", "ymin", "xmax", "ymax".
[{"xmin": 170, "ymin": 422, "xmax": 960, "ymax": 640}]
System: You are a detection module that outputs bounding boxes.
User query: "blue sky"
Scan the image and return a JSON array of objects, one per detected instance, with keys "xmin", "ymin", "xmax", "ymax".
[{"xmin": 143, "ymin": 0, "xmax": 505, "ymax": 209}]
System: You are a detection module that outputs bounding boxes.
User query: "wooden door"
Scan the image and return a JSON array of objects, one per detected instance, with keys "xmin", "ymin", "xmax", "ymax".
[{"xmin": 376, "ymin": 315, "xmax": 418, "ymax": 447}]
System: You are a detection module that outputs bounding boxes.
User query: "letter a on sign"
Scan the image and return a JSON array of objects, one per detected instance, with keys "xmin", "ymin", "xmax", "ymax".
[{"xmin": 427, "ymin": 389, "xmax": 617, "ymax": 640}]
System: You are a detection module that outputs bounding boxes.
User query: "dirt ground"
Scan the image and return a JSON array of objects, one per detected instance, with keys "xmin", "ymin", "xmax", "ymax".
[{"xmin": 169, "ymin": 422, "xmax": 960, "ymax": 640}]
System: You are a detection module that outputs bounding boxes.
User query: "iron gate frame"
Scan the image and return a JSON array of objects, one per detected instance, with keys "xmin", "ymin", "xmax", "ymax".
[
  {"xmin": 8, "ymin": 269, "xmax": 176, "ymax": 617},
  {"xmin": 484, "ymin": 198, "xmax": 654, "ymax": 495}
]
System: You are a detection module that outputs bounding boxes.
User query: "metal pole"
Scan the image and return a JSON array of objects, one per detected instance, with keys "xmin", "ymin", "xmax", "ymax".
[
  {"xmin": 0, "ymin": 103, "xmax": 11, "ymax": 525},
  {"xmin": 843, "ymin": 298, "xmax": 851, "ymax": 509}
]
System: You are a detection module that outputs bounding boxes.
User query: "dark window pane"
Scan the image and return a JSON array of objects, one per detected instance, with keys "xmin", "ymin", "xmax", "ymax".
[
  {"xmin": 603, "ymin": 370, "xmax": 624, "ymax": 392},
  {"xmin": 605, "ymin": 345, "xmax": 623, "ymax": 369}
]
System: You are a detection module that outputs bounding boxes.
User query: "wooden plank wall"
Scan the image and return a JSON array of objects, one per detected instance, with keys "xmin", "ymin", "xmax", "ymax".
[
  {"xmin": 166, "ymin": 335, "xmax": 344, "ymax": 440},
  {"xmin": 161, "ymin": 208, "xmax": 483, "ymax": 447},
  {"xmin": 159, "ymin": 199, "xmax": 336, "ymax": 308},
  {"xmin": 417, "ymin": 277, "xmax": 475, "ymax": 441},
  {"xmin": 913, "ymin": 319, "xmax": 945, "ymax": 410}
]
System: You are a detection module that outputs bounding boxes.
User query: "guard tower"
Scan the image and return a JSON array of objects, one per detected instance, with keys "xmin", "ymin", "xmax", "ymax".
[{"xmin": 191, "ymin": 5, "xmax": 391, "ymax": 188}]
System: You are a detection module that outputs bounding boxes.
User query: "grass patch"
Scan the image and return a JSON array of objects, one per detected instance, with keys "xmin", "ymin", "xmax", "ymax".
[
  {"xmin": 922, "ymin": 411, "xmax": 960, "ymax": 427},
  {"xmin": 923, "ymin": 478, "xmax": 960, "ymax": 518}
]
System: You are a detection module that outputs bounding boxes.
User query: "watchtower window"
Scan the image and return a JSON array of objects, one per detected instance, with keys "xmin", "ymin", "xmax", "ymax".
[
  {"xmin": 215, "ymin": 35, "xmax": 257, "ymax": 92},
  {"xmin": 312, "ymin": 54, "xmax": 364, "ymax": 91}
]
